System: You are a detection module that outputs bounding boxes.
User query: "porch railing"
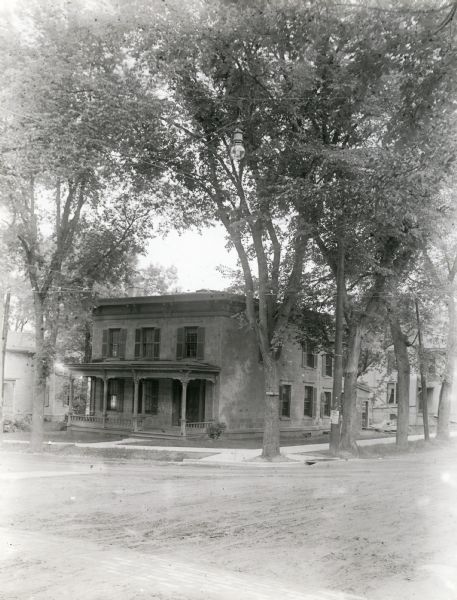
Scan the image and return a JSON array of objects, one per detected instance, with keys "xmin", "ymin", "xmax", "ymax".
[
  {"xmin": 185, "ymin": 420, "xmax": 214, "ymax": 431},
  {"xmin": 68, "ymin": 413, "xmax": 143, "ymax": 431},
  {"xmin": 68, "ymin": 414, "xmax": 213, "ymax": 435},
  {"xmin": 69, "ymin": 414, "xmax": 104, "ymax": 425}
]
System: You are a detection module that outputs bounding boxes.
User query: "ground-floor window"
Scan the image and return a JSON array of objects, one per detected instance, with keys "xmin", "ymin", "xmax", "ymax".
[
  {"xmin": 279, "ymin": 384, "xmax": 291, "ymax": 418},
  {"xmin": 141, "ymin": 379, "xmax": 159, "ymax": 415},
  {"xmin": 322, "ymin": 391, "xmax": 331, "ymax": 417},
  {"xmin": 304, "ymin": 385, "xmax": 315, "ymax": 417},
  {"xmin": 108, "ymin": 379, "xmax": 124, "ymax": 411}
]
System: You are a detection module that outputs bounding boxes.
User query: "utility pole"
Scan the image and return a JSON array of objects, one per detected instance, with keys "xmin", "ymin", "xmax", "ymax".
[
  {"xmin": 0, "ymin": 291, "xmax": 11, "ymax": 443},
  {"xmin": 330, "ymin": 235, "xmax": 344, "ymax": 455},
  {"xmin": 415, "ymin": 298, "xmax": 430, "ymax": 441}
]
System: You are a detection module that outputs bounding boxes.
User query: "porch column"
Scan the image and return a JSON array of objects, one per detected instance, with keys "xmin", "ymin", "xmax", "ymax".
[
  {"xmin": 102, "ymin": 376, "xmax": 108, "ymax": 428},
  {"xmin": 180, "ymin": 378, "xmax": 189, "ymax": 436},
  {"xmin": 68, "ymin": 376, "xmax": 74, "ymax": 425},
  {"xmin": 133, "ymin": 372, "xmax": 139, "ymax": 432}
]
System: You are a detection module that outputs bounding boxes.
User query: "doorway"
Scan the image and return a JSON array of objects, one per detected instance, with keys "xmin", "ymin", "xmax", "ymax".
[{"xmin": 172, "ymin": 379, "xmax": 206, "ymax": 426}]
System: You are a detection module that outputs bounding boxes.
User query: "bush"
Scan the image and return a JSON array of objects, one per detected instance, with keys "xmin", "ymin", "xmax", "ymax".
[
  {"xmin": 206, "ymin": 421, "xmax": 226, "ymax": 439},
  {"xmin": 3, "ymin": 415, "xmax": 32, "ymax": 432}
]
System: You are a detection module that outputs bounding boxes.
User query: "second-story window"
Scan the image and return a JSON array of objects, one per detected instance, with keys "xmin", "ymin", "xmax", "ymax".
[
  {"xmin": 176, "ymin": 327, "xmax": 205, "ymax": 360},
  {"xmin": 135, "ymin": 328, "xmax": 160, "ymax": 359},
  {"xmin": 109, "ymin": 329, "xmax": 121, "ymax": 357},
  {"xmin": 185, "ymin": 327, "xmax": 198, "ymax": 358},
  {"xmin": 102, "ymin": 328, "xmax": 127, "ymax": 359},
  {"xmin": 322, "ymin": 354, "xmax": 333, "ymax": 377},
  {"xmin": 302, "ymin": 342, "xmax": 316, "ymax": 368}
]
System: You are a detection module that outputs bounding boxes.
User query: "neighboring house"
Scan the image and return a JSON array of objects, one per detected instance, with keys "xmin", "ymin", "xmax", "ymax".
[
  {"xmin": 358, "ymin": 348, "xmax": 446, "ymax": 430},
  {"xmin": 67, "ymin": 292, "xmax": 336, "ymax": 438},
  {"xmin": 2, "ymin": 331, "xmax": 69, "ymax": 423}
]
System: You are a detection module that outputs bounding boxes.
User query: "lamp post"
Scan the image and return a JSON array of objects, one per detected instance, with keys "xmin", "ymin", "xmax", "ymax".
[{"xmin": 230, "ymin": 126, "xmax": 245, "ymax": 162}]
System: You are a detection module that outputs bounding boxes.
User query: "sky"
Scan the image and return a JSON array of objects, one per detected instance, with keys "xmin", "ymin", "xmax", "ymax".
[{"xmin": 140, "ymin": 225, "xmax": 239, "ymax": 292}]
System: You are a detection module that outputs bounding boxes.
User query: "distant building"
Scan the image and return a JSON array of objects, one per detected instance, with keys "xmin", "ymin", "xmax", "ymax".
[
  {"xmin": 2, "ymin": 331, "xmax": 68, "ymax": 423},
  {"xmin": 358, "ymin": 348, "xmax": 446, "ymax": 430},
  {"xmin": 68, "ymin": 292, "xmax": 336, "ymax": 438}
]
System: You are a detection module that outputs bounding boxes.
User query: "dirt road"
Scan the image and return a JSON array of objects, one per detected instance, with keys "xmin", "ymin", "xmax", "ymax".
[{"xmin": 1, "ymin": 445, "xmax": 457, "ymax": 599}]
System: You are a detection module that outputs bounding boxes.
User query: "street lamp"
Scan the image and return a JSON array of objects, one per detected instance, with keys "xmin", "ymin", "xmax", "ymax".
[{"xmin": 230, "ymin": 126, "xmax": 245, "ymax": 162}]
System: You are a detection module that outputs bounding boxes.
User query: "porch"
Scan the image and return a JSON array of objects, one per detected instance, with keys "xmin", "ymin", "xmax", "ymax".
[{"xmin": 67, "ymin": 360, "xmax": 220, "ymax": 438}]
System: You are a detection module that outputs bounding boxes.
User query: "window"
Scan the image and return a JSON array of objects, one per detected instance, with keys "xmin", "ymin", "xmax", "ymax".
[
  {"xmin": 426, "ymin": 354, "xmax": 436, "ymax": 377},
  {"xmin": 322, "ymin": 391, "xmax": 331, "ymax": 417},
  {"xmin": 107, "ymin": 379, "xmax": 124, "ymax": 411},
  {"xmin": 185, "ymin": 327, "xmax": 198, "ymax": 358},
  {"xmin": 109, "ymin": 329, "xmax": 121, "ymax": 358},
  {"xmin": 387, "ymin": 382, "xmax": 397, "ymax": 405},
  {"xmin": 142, "ymin": 379, "xmax": 159, "ymax": 415},
  {"xmin": 302, "ymin": 342, "xmax": 316, "ymax": 368},
  {"xmin": 304, "ymin": 385, "xmax": 315, "ymax": 417},
  {"xmin": 177, "ymin": 327, "xmax": 205, "ymax": 360},
  {"xmin": 322, "ymin": 354, "xmax": 333, "ymax": 377},
  {"xmin": 135, "ymin": 328, "xmax": 160, "ymax": 359},
  {"xmin": 279, "ymin": 384, "xmax": 291, "ymax": 418},
  {"xmin": 102, "ymin": 328, "xmax": 127, "ymax": 359}
]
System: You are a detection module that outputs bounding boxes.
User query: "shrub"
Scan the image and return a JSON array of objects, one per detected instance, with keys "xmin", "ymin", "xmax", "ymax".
[{"xmin": 206, "ymin": 421, "xmax": 226, "ymax": 439}]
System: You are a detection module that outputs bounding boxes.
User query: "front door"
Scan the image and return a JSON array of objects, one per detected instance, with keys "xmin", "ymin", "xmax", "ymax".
[
  {"xmin": 172, "ymin": 380, "xmax": 181, "ymax": 426},
  {"xmin": 186, "ymin": 380, "xmax": 205, "ymax": 423}
]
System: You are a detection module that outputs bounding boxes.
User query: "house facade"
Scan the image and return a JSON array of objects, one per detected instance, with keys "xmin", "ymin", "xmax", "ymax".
[
  {"xmin": 68, "ymin": 292, "xmax": 336, "ymax": 438},
  {"xmin": 2, "ymin": 331, "xmax": 68, "ymax": 424}
]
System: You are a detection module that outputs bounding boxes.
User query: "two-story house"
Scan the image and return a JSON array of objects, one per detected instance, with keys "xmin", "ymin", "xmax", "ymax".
[{"xmin": 68, "ymin": 292, "xmax": 335, "ymax": 438}]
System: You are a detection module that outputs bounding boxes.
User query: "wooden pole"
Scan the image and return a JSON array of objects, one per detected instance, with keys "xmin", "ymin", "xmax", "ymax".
[
  {"xmin": 0, "ymin": 291, "xmax": 11, "ymax": 443},
  {"xmin": 415, "ymin": 298, "xmax": 430, "ymax": 441},
  {"xmin": 180, "ymin": 379, "xmax": 188, "ymax": 436},
  {"xmin": 330, "ymin": 236, "xmax": 344, "ymax": 455}
]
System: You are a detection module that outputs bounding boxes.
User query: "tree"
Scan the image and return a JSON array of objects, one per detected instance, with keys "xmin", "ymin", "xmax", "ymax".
[
  {"xmin": 134, "ymin": 0, "xmax": 457, "ymax": 457},
  {"xmin": 0, "ymin": 0, "xmax": 169, "ymax": 450},
  {"xmin": 422, "ymin": 199, "xmax": 457, "ymax": 440}
]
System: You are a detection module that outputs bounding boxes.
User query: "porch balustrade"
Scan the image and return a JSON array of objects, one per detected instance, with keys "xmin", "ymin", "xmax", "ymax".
[
  {"xmin": 182, "ymin": 420, "xmax": 214, "ymax": 431},
  {"xmin": 68, "ymin": 413, "xmax": 213, "ymax": 435}
]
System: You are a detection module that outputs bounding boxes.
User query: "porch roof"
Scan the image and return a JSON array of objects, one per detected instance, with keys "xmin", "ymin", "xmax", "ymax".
[{"xmin": 66, "ymin": 359, "xmax": 220, "ymax": 379}]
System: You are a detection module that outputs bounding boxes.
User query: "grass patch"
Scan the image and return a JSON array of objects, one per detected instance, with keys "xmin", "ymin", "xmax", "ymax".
[
  {"xmin": 0, "ymin": 442, "xmax": 216, "ymax": 462},
  {"xmin": 358, "ymin": 437, "xmax": 457, "ymax": 458}
]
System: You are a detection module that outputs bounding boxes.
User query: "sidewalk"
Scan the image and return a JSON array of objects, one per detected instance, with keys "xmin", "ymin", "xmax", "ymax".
[{"xmin": 4, "ymin": 432, "xmax": 454, "ymax": 465}]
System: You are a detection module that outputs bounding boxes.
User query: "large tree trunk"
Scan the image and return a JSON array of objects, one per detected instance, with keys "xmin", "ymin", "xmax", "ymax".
[
  {"xmin": 340, "ymin": 321, "xmax": 364, "ymax": 453},
  {"xmin": 389, "ymin": 313, "xmax": 410, "ymax": 448},
  {"xmin": 330, "ymin": 236, "xmax": 344, "ymax": 455},
  {"xmin": 30, "ymin": 299, "xmax": 47, "ymax": 452},
  {"xmin": 261, "ymin": 352, "xmax": 280, "ymax": 459},
  {"xmin": 437, "ymin": 294, "xmax": 456, "ymax": 440}
]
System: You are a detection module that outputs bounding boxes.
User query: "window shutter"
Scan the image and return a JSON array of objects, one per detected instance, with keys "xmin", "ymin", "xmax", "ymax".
[
  {"xmin": 154, "ymin": 328, "xmax": 161, "ymax": 359},
  {"xmin": 134, "ymin": 329, "xmax": 141, "ymax": 358},
  {"xmin": 118, "ymin": 379, "xmax": 124, "ymax": 412},
  {"xmin": 321, "ymin": 355, "xmax": 326, "ymax": 377},
  {"xmin": 312, "ymin": 387, "xmax": 317, "ymax": 417},
  {"xmin": 101, "ymin": 330, "xmax": 108, "ymax": 358},
  {"xmin": 118, "ymin": 329, "xmax": 127, "ymax": 359},
  {"xmin": 196, "ymin": 327, "xmax": 205, "ymax": 360},
  {"xmin": 176, "ymin": 327, "xmax": 185, "ymax": 359},
  {"xmin": 138, "ymin": 380, "xmax": 143, "ymax": 414},
  {"xmin": 320, "ymin": 392, "xmax": 325, "ymax": 419},
  {"xmin": 313, "ymin": 352, "xmax": 318, "ymax": 369}
]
